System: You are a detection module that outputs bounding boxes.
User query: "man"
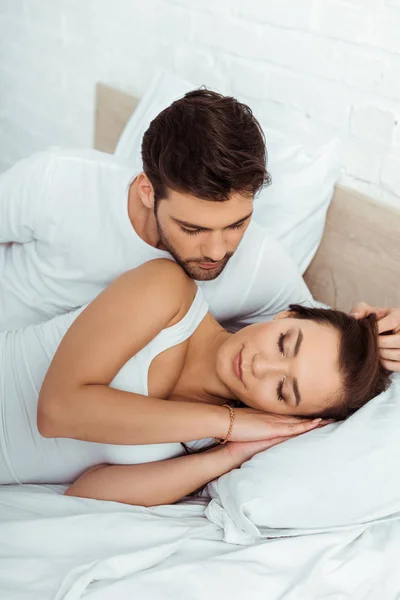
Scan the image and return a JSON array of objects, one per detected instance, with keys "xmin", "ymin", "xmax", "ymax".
[
  {"xmin": 1, "ymin": 88, "xmax": 399, "ymax": 371},
  {"xmin": 0, "ymin": 88, "xmax": 311, "ymax": 332}
]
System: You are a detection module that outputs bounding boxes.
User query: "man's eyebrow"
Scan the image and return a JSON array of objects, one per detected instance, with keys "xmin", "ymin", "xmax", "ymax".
[
  {"xmin": 294, "ymin": 328, "xmax": 303, "ymax": 357},
  {"xmin": 171, "ymin": 211, "xmax": 253, "ymax": 231},
  {"xmin": 293, "ymin": 377, "xmax": 301, "ymax": 407}
]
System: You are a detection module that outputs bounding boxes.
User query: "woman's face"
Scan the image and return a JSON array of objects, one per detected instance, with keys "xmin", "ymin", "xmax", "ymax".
[{"xmin": 217, "ymin": 315, "xmax": 342, "ymax": 416}]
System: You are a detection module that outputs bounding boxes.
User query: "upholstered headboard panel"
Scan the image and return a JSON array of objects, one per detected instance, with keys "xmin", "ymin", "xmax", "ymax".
[
  {"xmin": 94, "ymin": 82, "xmax": 400, "ymax": 311},
  {"xmin": 304, "ymin": 186, "xmax": 400, "ymax": 311}
]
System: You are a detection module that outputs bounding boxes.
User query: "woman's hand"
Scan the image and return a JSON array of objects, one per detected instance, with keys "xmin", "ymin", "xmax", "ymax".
[
  {"xmin": 227, "ymin": 406, "xmax": 328, "ymax": 443},
  {"xmin": 65, "ymin": 423, "xmax": 326, "ymax": 506},
  {"xmin": 224, "ymin": 436, "xmax": 294, "ymax": 468},
  {"xmin": 224, "ymin": 415, "xmax": 331, "ymax": 468}
]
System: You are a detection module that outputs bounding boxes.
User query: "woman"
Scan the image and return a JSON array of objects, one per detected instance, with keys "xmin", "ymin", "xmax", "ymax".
[{"xmin": 0, "ymin": 259, "xmax": 390, "ymax": 505}]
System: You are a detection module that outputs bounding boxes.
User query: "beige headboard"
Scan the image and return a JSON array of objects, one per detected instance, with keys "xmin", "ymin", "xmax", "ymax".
[{"xmin": 94, "ymin": 82, "xmax": 400, "ymax": 312}]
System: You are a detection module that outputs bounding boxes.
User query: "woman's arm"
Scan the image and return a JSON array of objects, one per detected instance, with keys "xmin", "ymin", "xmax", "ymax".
[
  {"xmin": 38, "ymin": 259, "xmax": 227, "ymax": 444},
  {"xmin": 38, "ymin": 258, "xmax": 326, "ymax": 446},
  {"xmin": 65, "ymin": 437, "xmax": 291, "ymax": 506}
]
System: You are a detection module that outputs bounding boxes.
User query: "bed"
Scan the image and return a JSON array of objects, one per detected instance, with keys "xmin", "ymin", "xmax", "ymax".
[{"xmin": 1, "ymin": 83, "xmax": 400, "ymax": 600}]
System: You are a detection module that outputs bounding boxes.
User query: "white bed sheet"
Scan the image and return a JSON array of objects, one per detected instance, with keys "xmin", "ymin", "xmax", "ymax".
[{"xmin": 0, "ymin": 484, "xmax": 399, "ymax": 600}]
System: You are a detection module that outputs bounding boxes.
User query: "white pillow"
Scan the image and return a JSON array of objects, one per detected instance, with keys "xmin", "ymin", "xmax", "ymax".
[
  {"xmin": 253, "ymin": 132, "xmax": 342, "ymax": 273},
  {"xmin": 204, "ymin": 374, "xmax": 400, "ymax": 545},
  {"xmin": 115, "ymin": 71, "xmax": 195, "ymax": 159},
  {"xmin": 115, "ymin": 70, "xmax": 342, "ymax": 273}
]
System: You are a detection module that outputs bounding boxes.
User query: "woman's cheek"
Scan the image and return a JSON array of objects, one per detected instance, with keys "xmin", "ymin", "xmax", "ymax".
[{"xmin": 252, "ymin": 382, "xmax": 274, "ymax": 412}]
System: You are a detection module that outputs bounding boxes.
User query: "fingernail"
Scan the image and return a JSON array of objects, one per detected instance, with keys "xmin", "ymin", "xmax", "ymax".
[
  {"xmin": 312, "ymin": 418, "xmax": 322, "ymax": 424},
  {"xmin": 350, "ymin": 312, "xmax": 360, "ymax": 317}
]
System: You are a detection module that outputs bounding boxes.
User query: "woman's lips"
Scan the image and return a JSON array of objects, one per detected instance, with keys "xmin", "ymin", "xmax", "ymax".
[{"xmin": 233, "ymin": 347, "xmax": 243, "ymax": 382}]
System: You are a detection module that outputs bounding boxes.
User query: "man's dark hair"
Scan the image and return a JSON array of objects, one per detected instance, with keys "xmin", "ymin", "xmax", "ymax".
[
  {"xmin": 141, "ymin": 88, "xmax": 270, "ymax": 202},
  {"xmin": 288, "ymin": 304, "xmax": 392, "ymax": 420}
]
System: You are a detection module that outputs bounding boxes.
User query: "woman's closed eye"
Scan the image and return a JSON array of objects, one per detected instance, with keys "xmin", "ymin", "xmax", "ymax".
[
  {"xmin": 277, "ymin": 332, "xmax": 286, "ymax": 357},
  {"xmin": 276, "ymin": 377, "xmax": 286, "ymax": 403},
  {"xmin": 277, "ymin": 333, "xmax": 287, "ymax": 402}
]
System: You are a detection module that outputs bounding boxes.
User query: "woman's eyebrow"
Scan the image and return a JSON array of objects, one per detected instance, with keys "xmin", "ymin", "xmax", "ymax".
[
  {"xmin": 293, "ymin": 378, "xmax": 301, "ymax": 406},
  {"xmin": 292, "ymin": 329, "xmax": 303, "ymax": 407},
  {"xmin": 294, "ymin": 328, "xmax": 303, "ymax": 357}
]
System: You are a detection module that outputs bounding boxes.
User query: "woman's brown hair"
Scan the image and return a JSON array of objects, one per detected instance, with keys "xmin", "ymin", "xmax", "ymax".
[
  {"xmin": 289, "ymin": 304, "xmax": 392, "ymax": 420},
  {"xmin": 141, "ymin": 88, "xmax": 270, "ymax": 203}
]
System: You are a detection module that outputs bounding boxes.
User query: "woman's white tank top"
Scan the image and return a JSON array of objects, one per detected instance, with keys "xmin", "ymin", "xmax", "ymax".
[{"xmin": 0, "ymin": 289, "xmax": 209, "ymax": 484}]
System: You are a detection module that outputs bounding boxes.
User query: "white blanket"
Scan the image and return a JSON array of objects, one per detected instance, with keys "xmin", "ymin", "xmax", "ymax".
[{"xmin": 1, "ymin": 484, "xmax": 399, "ymax": 600}]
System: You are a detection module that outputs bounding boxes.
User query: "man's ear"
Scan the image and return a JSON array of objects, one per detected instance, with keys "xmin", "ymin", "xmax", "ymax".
[
  {"xmin": 136, "ymin": 172, "xmax": 155, "ymax": 209},
  {"xmin": 273, "ymin": 310, "xmax": 291, "ymax": 321}
]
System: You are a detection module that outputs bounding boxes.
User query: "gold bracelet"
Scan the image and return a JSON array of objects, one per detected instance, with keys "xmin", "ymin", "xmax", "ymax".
[{"xmin": 217, "ymin": 403, "xmax": 235, "ymax": 445}]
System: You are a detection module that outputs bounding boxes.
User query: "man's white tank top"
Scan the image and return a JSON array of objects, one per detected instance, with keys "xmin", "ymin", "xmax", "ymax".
[{"xmin": 0, "ymin": 289, "xmax": 210, "ymax": 485}]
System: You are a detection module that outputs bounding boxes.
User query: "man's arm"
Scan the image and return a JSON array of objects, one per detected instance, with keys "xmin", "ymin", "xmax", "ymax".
[{"xmin": 0, "ymin": 151, "xmax": 53, "ymax": 243}]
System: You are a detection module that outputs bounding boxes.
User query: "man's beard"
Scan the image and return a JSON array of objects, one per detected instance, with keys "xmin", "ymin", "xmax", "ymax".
[{"xmin": 155, "ymin": 215, "xmax": 233, "ymax": 281}]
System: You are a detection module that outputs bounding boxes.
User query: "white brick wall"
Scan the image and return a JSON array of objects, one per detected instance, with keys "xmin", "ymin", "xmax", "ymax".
[{"xmin": 1, "ymin": 0, "xmax": 400, "ymax": 206}]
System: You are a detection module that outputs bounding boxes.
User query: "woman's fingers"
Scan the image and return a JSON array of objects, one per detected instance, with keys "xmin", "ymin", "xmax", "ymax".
[
  {"xmin": 232, "ymin": 409, "xmax": 333, "ymax": 443},
  {"xmin": 256, "ymin": 436, "xmax": 292, "ymax": 452},
  {"xmin": 253, "ymin": 436, "xmax": 292, "ymax": 451},
  {"xmin": 226, "ymin": 436, "xmax": 295, "ymax": 465},
  {"xmin": 271, "ymin": 418, "xmax": 324, "ymax": 437},
  {"xmin": 265, "ymin": 413, "xmax": 318, "ymax": 424},
  {"xmin": 267, "ymin": 414, "xmax": 332, "ymax": 426}
]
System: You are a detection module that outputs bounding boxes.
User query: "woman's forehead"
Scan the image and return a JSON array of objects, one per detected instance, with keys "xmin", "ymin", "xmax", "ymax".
[{"xmin": 295, "ymin": 322, "xmax": 342, "ymax": 411}]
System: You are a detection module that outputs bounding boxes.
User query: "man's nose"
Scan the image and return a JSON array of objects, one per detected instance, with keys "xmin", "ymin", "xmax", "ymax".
[
  {"xmin": 201, "ymin": 231, "xmax": 227, "ymax": 262},
  {"xmin": 252, "ymin": 354, "xmax": 289, "ymax": 379}
]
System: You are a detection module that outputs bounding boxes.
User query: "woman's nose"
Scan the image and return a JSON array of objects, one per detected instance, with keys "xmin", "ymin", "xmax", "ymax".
[{"xmin": 252, "ymin": 354, "xmax": 289, "ymax": 379}]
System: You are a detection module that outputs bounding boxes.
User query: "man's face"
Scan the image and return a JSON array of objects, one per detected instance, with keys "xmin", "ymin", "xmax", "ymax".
[{"xmin": 155, "ymin": 189, "xmax": 254, "ymax": 280}]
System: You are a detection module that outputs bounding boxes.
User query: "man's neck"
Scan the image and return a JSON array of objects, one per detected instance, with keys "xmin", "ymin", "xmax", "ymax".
[{"xmin": 127, "ymin": 179, "xmax": 160, "ymax": 248}]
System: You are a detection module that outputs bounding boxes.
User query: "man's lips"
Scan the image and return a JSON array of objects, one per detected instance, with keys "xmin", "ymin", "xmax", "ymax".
[
  {"xmin": 233, "ymin": 347, "xmax": 244, "ymax": 382},
  {"xmin": 197, "ymin": 262, "xmax": 221, "ymax": 270}
]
